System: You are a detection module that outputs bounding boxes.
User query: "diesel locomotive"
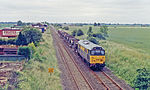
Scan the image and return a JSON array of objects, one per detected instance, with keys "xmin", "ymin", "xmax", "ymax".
[{"xmin": 58, "ymin": 30, "xmax": 105, "ymax": 70}]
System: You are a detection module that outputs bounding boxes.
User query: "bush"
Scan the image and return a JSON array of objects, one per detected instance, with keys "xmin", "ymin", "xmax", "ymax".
[
  {"xmin": 17, "ymin": 20, "xmax": 23, "ymax": 26},
  {"xmin": 71, "ymin": 30, "xmax": 77, "ymax": 36},
  {"xmin": 93, "ymin": 33, "xmax": 106, "ymax": 40},
  {"xmin": 77, "ymin": 29, "xmax": 84, "ymax": 36},
  {"xmin": 133, "ymin": 68, "xmax": 150, "ymax": 89},
  {"xmin": 94, "ymin": 22, "xmax": 97, "ymax": 26},
  {"xmin": 18, "ymin": 46, "xmax": 31, "ymax": 59},
  {"xmin": 33, "ymin": 52, "xmax": 43, "ymax": 62},
  {"xmin": 88, "ymin": 37, "xmax": 99, "ymax": 44},
  {"xmin": 63, "ymin": 26, "xmax": 69, "ymax": 30},
  {"xmin": 28, "ymin": 42, "xmax": 36, "ymax": 54},
  {"xmin": 34, "ymin": 41, "xmax": 40, "ymax": 47}
]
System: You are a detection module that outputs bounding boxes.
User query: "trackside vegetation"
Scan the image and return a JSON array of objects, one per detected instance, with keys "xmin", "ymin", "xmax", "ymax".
[
  {"xmin": 16, "ymin": 27, "xmax": 62, "ymax": 90},
  {"xmin": 18, "ymin": 46, "xmax": 31, "ymax": 59},
  {"xmin": 77, "ymin": 29, "xmax": 84, "ymax": 36},
  {"xmin": 101, "ymin": 40, "xmax": 150, "ymax": 89},
  {"xmin": 16, "ymin": 27, "xmax": 43, "ymax": 59},
  {"xmin": 133, "ymin": 68, "xmax": 150, "ymax": 89}
]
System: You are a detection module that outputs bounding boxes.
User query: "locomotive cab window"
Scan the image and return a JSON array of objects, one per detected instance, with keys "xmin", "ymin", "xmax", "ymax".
[{"xmin": 90, "ymin": 50, "xmax": 105, "ymax": 55}]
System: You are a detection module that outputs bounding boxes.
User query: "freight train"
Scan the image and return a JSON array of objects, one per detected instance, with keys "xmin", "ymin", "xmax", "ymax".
[{"xmin": 58, "ymin": 30, "xmax": 105, "ymax": 70}]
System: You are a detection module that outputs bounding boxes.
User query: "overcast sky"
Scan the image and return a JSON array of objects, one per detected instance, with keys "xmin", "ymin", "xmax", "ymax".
[{"xmin": 0, "ymin": 0, "xmax": 150, "ymax": 23}]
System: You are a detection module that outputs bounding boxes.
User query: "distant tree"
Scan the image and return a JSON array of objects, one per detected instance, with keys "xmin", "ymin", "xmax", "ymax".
[
  {"xmin": 26, "ymin": 23, "xmax": 31, "ymax": 25},
  {"xmin": 63, "ymin": 26, "xmax": 69, "ymax": 30},
  {"xmin": 94, "ymin": 22, "xmax": 97, "ymax": 26},
  {"xmin": 133, "ymin": 68, "xmax": 150, "ymax": 90},
  {"xmin": 100, "ymin": 26, "xmax": 109, "ymax": 37},
  {"xmin": 45, "ymin": 22, "xmax": 50, "ymax": 25},
  {"xmin": 17, "ymin": 20, "xmax": 23, "ymax": 26},
  {"xmin": 71, "ymin": 30, "xmax": 77, "ymax": 36},
  {"xmin": 77, "ymin": 29, "xmax": 84, "ymax": 36},
  {"xmin": 74, "ymin": 23, "xmax": 83, "ymax": 26},
  {"xmin": 41, "ymin": 21, "xmax": 49, "ymax": 25},
  {"xmin": 98, "ymin": 23, "xmax": 101, "ymax": 26},
  {"xmin": 55, "ymin": 24, "xmax": 62, "ymax": 27},
  {"xmin": 87, "ymin": 27, "xmax": 93, "ymax": 37},
  {"xmin": 87, "ymin": 27, "xmax": 92, "ymax": 34},
  {"xmin": 16, "ymin": 32, "xmax": 28, "ymax": 45}
]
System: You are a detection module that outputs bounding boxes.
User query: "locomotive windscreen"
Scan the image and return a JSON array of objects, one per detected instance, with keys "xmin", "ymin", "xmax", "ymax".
[{"xmin": 90, "ymin": 50, "xmax": 105, "ymax": 55}]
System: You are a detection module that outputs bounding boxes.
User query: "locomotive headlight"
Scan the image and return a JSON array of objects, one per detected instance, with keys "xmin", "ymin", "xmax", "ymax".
[{"xmin": 101, "ymin": 51, "xmax": 105, "ymax": 55}]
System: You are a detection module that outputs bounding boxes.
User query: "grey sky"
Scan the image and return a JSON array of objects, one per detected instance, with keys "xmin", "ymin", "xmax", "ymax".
[{"xmin": 0, "ymin": 0, "xmax": 150, "ymax": 23}]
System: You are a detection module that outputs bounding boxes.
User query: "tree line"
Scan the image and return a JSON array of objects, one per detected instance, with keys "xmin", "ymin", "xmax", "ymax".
[{"xmin": 71, "ymin": 26, "xmax": 108, "ymax": 44}]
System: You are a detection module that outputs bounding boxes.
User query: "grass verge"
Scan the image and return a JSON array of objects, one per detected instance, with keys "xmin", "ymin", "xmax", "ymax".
[
  {"xmin": 16, "ymin": 28, "xmax": 62, "ymax": 90},
  {"xmin": 101, "ymin": 40, "xmax": 150, "ymax": 87}
]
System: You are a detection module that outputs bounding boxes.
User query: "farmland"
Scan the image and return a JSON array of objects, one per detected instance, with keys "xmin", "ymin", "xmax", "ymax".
[
  {"xmin": 62, "ymin": 25, "xmax": 150, "ymax": 87},
  {"xmin": 108, "ymin": 27, "xmax": 150, "ymax": 54}
]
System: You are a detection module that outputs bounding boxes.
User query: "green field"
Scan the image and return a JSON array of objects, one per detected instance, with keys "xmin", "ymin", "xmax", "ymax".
[
  {"xmin": 61, "ymin": 25, "xmax": 150, "ymax": 88},
  {"xmin": 108, "ymin": 27, "xmax": 150, "ymax": 54}
]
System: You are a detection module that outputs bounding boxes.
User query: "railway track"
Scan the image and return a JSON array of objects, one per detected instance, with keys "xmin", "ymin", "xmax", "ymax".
[
  {"xmin": 101, "ymin": 71, "xmax": 123, "ymax": 89},
  {"xmin": 57, "ymin": 47, "xmax": 80, "ymax": 90},
  {"xmin": 52, "ymin": 27, "xmax": 94, "ymax": 90},
  {"xmin": 91, "ymin": 70, "xmax": 123, "ymax": 90},
  {"xmin": 51, "ymin": 26, "xmax": 125, "ymax": 90}
]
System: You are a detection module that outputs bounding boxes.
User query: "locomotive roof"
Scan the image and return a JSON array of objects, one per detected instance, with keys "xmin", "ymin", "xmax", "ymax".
[{"xmin": 78, "ymin": 40, "xmax": 102, "ymax": 50}]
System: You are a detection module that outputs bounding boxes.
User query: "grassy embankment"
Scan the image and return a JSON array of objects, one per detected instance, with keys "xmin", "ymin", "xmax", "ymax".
[
  {"xmin": 17, "ymin": 28, "xmax": 62, "ymax": 90},
  {"xmin": 63, "ymin": 25, "xmax": 150, "ymax": 87}
]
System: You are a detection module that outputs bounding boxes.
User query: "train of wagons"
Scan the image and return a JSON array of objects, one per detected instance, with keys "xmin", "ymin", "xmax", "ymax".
[{"xmin": 58, "ymin": 30, "xmax": 105, "ymax": 70}]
